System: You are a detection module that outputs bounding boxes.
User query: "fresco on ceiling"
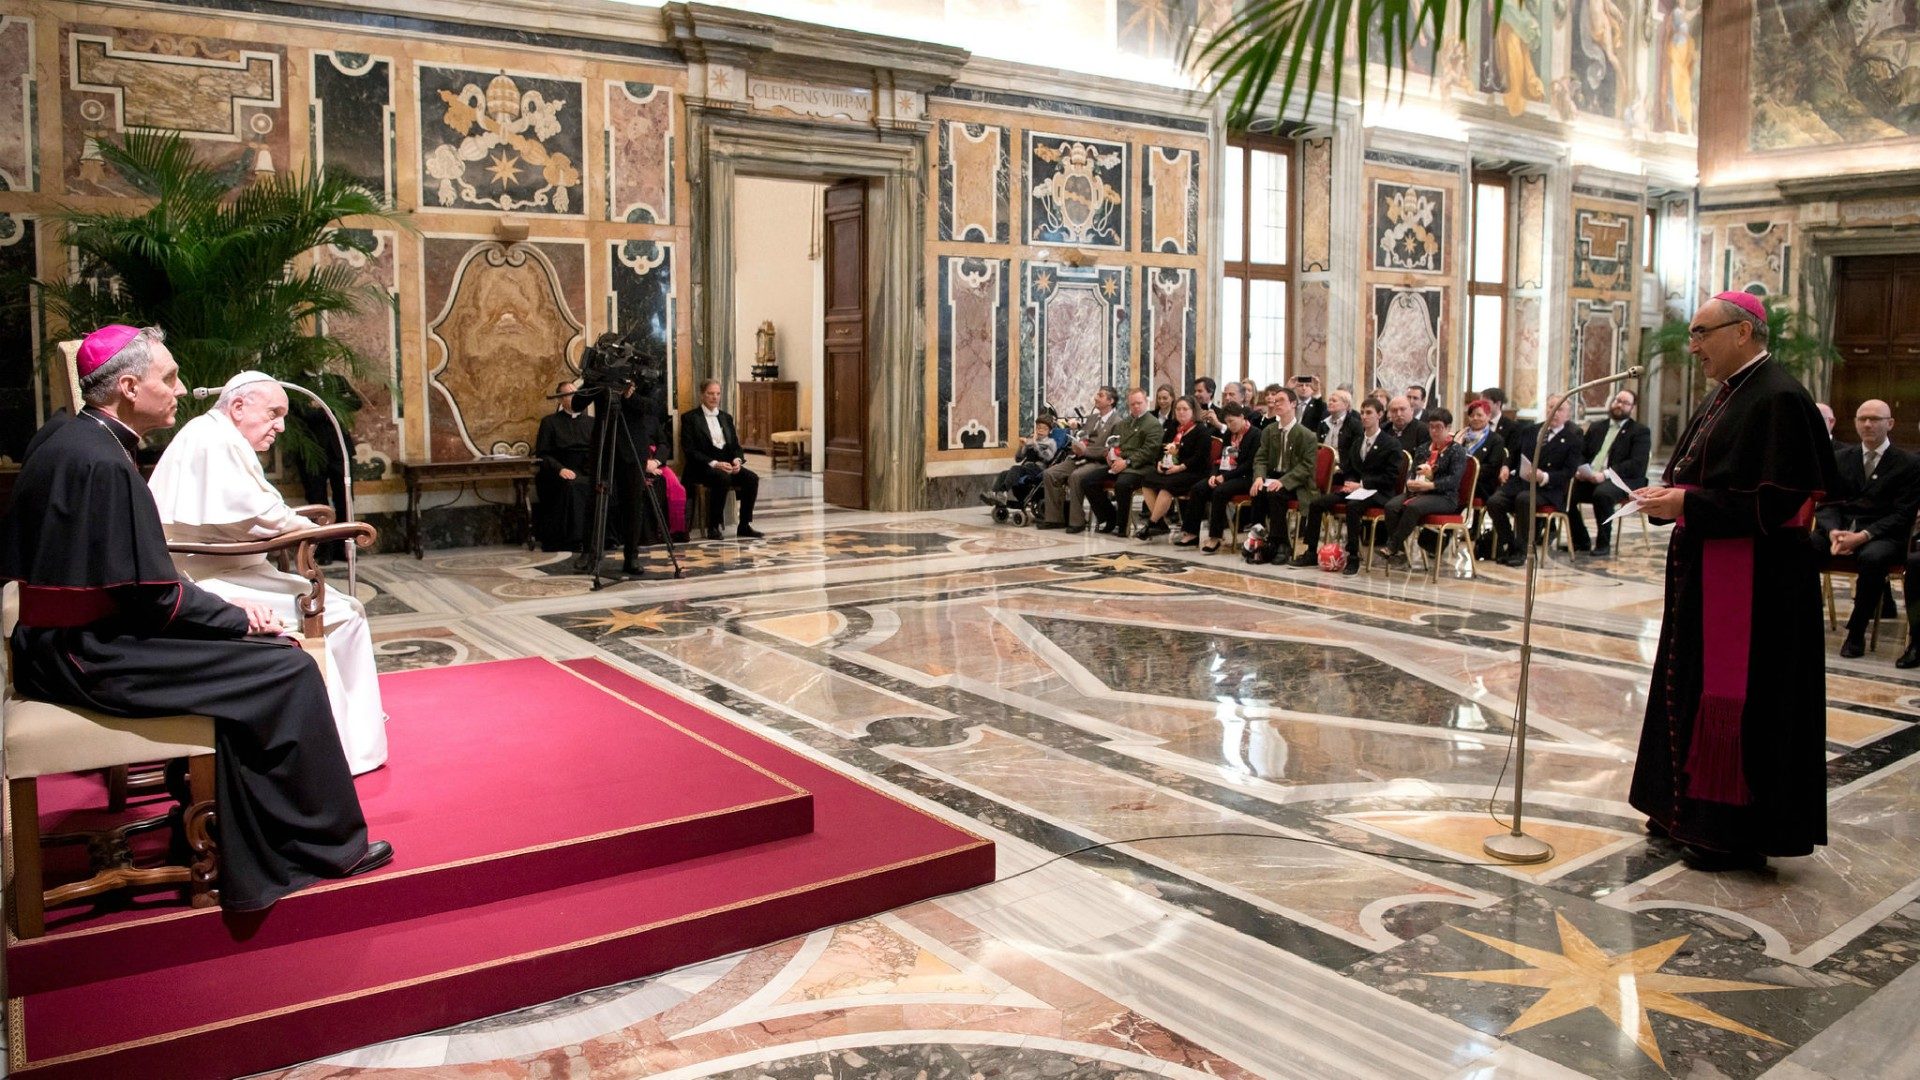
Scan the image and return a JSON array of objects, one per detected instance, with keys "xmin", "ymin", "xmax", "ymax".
[{"xmin": 1750, "ymin": 0, "xmax": 1920, "ymax": 149}]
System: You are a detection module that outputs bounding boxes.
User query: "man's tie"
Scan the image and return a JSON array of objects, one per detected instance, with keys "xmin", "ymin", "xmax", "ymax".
[
  {"xmin": 1593, "ymin": 422, "xmax": 1620, "ymax": 476},
  {"xmin": 1864, "ymin": 448, "xmax": 1880, "ymax": 481}
]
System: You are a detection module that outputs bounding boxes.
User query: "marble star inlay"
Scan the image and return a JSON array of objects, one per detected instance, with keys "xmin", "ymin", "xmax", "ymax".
[
  {"xmin": 565, "ymin": 605, "xmax": 703, "ymax": 636},
  {"xmin": 1431, "ymin": 913, "xmax": 1785, "ymax": 1071},
  {"xmin": 1082, "ymin": 553, "xmax": 1163, "ymax": 572}
]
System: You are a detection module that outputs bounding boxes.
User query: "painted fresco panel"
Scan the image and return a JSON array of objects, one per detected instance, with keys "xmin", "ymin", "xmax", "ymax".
[
  {"xmin": 63, "ymin": 27, "xmax": 289, "ymax": 196},
  {"xmin": 1479, "ymin": 0, "xmax": 1548, "ymax": 116},
  {"xmin": 311, "ymin": 51, "xmax": 393, "ymax": 200},
  {"xmin": 1117, "ymin": 0, "xmax": 1197, "ymax": 62},
  {"xmin": 1749, "ymin": 0, "xmax": 1920, "ymax": 149},
  {"xmin": 609, "ymin": 240, "xmax": 676, "ymax": 411},
  {"xmin": 418, "ymin": 65, "xmax": 584, "ymax": 215},
  {"xmin": 1651, "ymin": 0, "xmax": 1698, "ymax": 135},
  {"xmin": 1026, "ymin": 132, "xmax": 1128, "ymax": 250},
  {"xmin": 939, "ymin": 120, "xmax": 1008, "ymax": 243},
  {"xmin": 1567, "ymin": 0, "xmax": 1630, "ymax": 120},
  {"xmin": 1372, "ymin": 180, "xmax": 1447, "ymax": 274},
  {"xmin": 1141, "ymin": 146, "xmax": 1198, "ymax": 255},
  {"xmin": 317, "ymin": 229, "xmax": 400, "ymax": 479},
  {"xmin": 939, "ymin": 256, "xmax": 1009, "ymax": 450},
  {"xmin": 0, "ymin": 17, "xmax": 35, "ymax": 192},
  {"xmin": 1300, "ymin": 137, "xmax": 1332, "ymax": 272},
  {"xmin": 1141, "ymin": 267, "xmax": 1195, "ymax": 394},
  {"xmin": 606, "ymin": 81, "xmax": 674, "ymax": 224}
]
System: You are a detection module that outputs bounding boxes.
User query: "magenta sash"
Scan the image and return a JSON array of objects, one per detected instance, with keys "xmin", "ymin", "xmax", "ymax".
[{"xmin": 1685, "ymin": 533, "xmax": 1755, "ymax": 805}]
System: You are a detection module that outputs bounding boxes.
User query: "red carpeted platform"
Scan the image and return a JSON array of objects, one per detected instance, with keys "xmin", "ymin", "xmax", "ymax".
[{"xmin": 6, "ymin": 657, "xmax": 994, "ymax": 1079}]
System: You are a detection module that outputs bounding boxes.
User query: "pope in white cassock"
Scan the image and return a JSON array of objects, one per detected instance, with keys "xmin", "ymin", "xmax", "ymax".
[{"xmin": 149, "ymin": 370, "xmax": 388, "ymax": 775}]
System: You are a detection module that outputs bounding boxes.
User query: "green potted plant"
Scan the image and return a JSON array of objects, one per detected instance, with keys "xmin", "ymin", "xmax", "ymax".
[{"xmin": 1643, "ymin": 297, "xmax": 1840, "ymax": 383}]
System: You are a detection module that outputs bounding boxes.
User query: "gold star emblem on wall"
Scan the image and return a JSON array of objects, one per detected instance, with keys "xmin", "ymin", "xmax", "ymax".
[
  {"xmin": 1100, "ymin": 276, "xmax": 1118, "ymax": 298},
  {"xmin": 1034, "ymin": 269, "xmax": 1054, "ymax": 291},
  {"xmin": 485, "ymin": 149, "xmax": 522, "ymax": 188},
  {"xmin": 565, "ymin": 605, "xmax": 700, "ymax": 637},
  {"xmin": 1432, "ymin": 913, "xmax": 1785, "ymax": 1071}
]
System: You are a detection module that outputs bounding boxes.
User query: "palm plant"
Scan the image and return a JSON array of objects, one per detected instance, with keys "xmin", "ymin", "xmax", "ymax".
[
  {"xmin": 1643, "ymin": 298, "xmax": 1840, "ymax": 382},
  {"xmin": 34, "ymin": 128, "xmax": 406, "ymax": 470},
  {"xmin": 1187, "ymin": 1, "xmax": 1501, "ymax": 127}
]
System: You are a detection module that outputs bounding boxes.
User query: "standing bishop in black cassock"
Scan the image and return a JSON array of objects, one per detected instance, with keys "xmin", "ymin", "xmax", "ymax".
[
  {"xmin": 0, "ymin": 325, "xmax": 389, "ymax": 911},
  {"xmin": 1629, "ymin": 294, "xmax": 1838, "ymax": 872}
]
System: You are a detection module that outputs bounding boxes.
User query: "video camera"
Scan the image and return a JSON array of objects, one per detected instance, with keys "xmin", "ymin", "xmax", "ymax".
[{"xmin": 578, "ymin": 332, "xmax": 642, "ymax": 395}]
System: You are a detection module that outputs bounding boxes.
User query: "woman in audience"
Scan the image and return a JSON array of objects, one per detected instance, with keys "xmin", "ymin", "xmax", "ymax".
[
  {"xmin": 1457, "ymin": 398, "xmax": 1506, "ymax": 502},
  {"xmin": 1136, "ymin": 395, "xmax": 1212, "ymax": 541},
  {"xmin": 1376, "ymin": 407, "xmax": 1465, "ymax": 564},
  {"xmin": 1151, "ymin": 383, "xmax": 1178, "ymax": 433}
]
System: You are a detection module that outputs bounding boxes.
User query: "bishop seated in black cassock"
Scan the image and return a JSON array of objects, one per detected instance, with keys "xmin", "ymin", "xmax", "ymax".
[{"xmin": 0, "ymin": 324, "xmax": 391, "ymax": 911}]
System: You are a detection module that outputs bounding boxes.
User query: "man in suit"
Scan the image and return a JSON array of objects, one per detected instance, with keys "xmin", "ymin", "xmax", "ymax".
[
  {"xmin": 534, "ymin": 380, "xmax": 595, "ymax": 553},
  {"xmin": 1293, "ymin": 398, "xmax": 1402, "ymax": 576},
  {"xmin": 1084, "ymin": 388, "xmax": 1162, "ymax": 535},
  {"xmin": 1484, "ymin": 394, "xmax": 1585, "ymax": 567},
  {"xmin": 1250, "ymin": 387, "xmax": 1320, "ymax": 562},
  {"xmin": 1320, "ymin": 387, "xmax": 1361, "ymax": 451},
  {"xmin": 1385, "ymin": 395, "xmax": 1430, "ymax": 462},
  {"xmin": 1190, "ymin": 377, "xmax": 1221, "ymax": 432},
  {"xmin": 1039, "ymin": 386, "xmax": 1120, "ymax": 532},
  {"xmin": 679, "ymin": 378, "xmax": 763, "ymax": 541},
  {"xmin": 1817, "ymin": 399, "xmax": 1920, "ymax": 658},
  {"xmin": 1481, "ymin": 386, "xmax": 1522, "ymax": 452},
  {"xmin": 1293, "ymin": 375, "xmax": 1328, "ymax": 436},
  {"xmin": 1568, "ymin": 389, "xmax": 1652, "ymax": 557},
  {"xmin": 1405, "ymin": 385, "xmax": 1428, "ymax": 424}
]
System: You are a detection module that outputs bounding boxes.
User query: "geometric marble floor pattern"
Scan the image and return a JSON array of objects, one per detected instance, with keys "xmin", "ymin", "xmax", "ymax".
[{"xmin": 257, "ymin": 508, "xmax": 1920, "ymax": 1079}]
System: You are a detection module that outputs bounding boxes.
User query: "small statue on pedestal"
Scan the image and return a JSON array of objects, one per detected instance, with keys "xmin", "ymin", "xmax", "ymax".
[{"xmin": 751, "ymin": 321, "xmax": 780, "ymax": 381}]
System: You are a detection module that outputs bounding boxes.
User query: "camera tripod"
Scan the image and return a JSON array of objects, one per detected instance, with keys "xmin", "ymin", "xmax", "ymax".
[{"xmin": 574, "ymin": 382, "xmax": 685, "ymax": 588}]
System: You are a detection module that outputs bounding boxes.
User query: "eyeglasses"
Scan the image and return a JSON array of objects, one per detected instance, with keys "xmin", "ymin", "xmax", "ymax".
[
  {"xmin": 1858, "ymin": 415, "xmax": 1893, "ymax": 423},
  {"xmin": 1687, "ymin": 320, "xmax": 1742, "ymax": 340}
]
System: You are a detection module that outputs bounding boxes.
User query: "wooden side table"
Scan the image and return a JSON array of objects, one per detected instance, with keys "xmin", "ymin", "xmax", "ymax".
[
  {"xmin": 397, "ymin": 458, "xmax": 539, "ymax": 558},
  {"xmin": 737, "ymin": 380, "xmax": 798, "ymax": 454}
]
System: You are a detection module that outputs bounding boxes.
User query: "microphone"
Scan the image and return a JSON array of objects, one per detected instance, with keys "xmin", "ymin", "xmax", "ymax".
[{"xmin": 190, "ymin": 386, "xmax": 218, "ymax": 398}]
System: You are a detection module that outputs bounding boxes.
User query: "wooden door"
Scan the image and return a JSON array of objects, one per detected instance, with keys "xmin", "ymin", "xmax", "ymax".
[
  {"xmin": 821, "ymin": 178, "xmax": 868, "ymax": 509},
  {"xmin": 1831, "ymin": 255, "xmax": 1920, "ymax": 443}
]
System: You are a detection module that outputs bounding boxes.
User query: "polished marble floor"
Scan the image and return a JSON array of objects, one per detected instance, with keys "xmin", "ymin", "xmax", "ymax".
[{"xmin": 258, "ymin": 500, "xmax": 1920, "ymax": 1079}]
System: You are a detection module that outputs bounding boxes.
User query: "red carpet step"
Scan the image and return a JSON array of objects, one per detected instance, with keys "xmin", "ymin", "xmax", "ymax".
[{"xmin": 7, "ymin": 658, "xmax": 994, "ymax": 1079}]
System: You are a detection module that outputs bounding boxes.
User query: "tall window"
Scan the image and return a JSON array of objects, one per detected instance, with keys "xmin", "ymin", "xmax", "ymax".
[
  {"xmin": 1466, "ymin": 171, "xmax": 1509, "ymax": 397},
  {"xmin": 1221, "ymin": 135, "xmax": 1292, "ymax": 388}
]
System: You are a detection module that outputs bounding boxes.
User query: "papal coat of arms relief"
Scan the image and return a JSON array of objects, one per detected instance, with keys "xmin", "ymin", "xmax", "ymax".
[
  {"xmin": 1028, "ymin": 136, "xmax": 1127, "ymax": 249},
  {"xmin": 422, "ymin": 70, "xmax": 582, "ymax": 214}
]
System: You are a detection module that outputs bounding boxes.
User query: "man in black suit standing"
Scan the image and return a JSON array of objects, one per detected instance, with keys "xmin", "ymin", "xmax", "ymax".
[
  {"xmin": 1817, "ymin": 399, "xmax": 1920, "ymax": 658},
  {"xmin": 1568, "ymin": 389, "xmax": 1652, "ymax": 557},
  {"xmin": 1484, "ymin": 395, "xmax": 1585, "ymax": 567},
  {"xmin": 680, "ymin": 378, "xmax": 763, "ymax": 541},
  {"xmin": 1293, "ymin": 398, "xmax": 1402, "ymax": 576}
]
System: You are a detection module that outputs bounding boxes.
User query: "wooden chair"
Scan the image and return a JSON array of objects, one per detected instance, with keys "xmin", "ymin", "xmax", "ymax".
[
  {"xmin": 1535, "ymin": 474, "xmax": 1579, "ymax": 561},
  {"xmin": 1408, "ymin": 457, "xmax": 1481, "ymax": 583},
  {"xmin": 1359, "ymin": 452, "xmax": 1413, "ymax": 572},
  {"xmin": 1823, "ymin": 556, "xmax": 1907, "ymax": 651}
]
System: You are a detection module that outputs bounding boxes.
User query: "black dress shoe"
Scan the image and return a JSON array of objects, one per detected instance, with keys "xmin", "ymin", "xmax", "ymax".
[
  {"xmin": 704, "ymin": 527, "xmax": 723, "ymax": 541},
  {"xmin": 1840, "ymin": 632, "xmax": 1867, "ymax": 659},
  {"xmin": 736, "ymin": 524, "xmax": 764, "ymax": 539},
  {"xmin": 1898, "ymin": 642, "xmax": 1920, "ymax": 669},
  {"xmin": 1679, "ymin": 844, "xmax": 1766, "ymax": 873},
  {"xmin": 1501, "ymin": 553, "xmax": 1528, "ymax": 567},
  {"xmin": 1589, "ymin": 546, "xmax": 1611, "ymax": 558},
  {"xmin": 1341, "ymin": 560, "xmax": 1361, "ymax": 576},
  {"xmin": 1645, "ymin": 818, "xmax": 1671, "ymax": 840},
  {"xmin": 1289, "ymin": 553, "xmax": 1315, "ymax": 568},
  {"xmin": 1096, "ymin": 522, "xmax": 1118, "ymax": 535},
  {"xmin": 344, "ymin": 840, "xmax": 394, "ymax": 878},
  {"xmin": 621, "ymin": 560, "xmax": 644, "ymax": 576},
  {"xmin": 1035, "ymin": 520, "xmax": 1064, "ymax": 531},
  {"xmin": 1145, "ymin": 520, "xmax": 1171, "ymax": 538},
  {"xmin": 1064, "ymin": 524, "xmax": 1086, "ymax": 534},
  {"xmin": 570, "ymin": 553, "xmax": 591, "ymax": 573}
]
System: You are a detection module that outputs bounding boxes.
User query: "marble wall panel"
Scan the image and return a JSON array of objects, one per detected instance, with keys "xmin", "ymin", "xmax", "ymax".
[
  {"xmin": 1722, "ymin": 221, "xmax": 1792, "ymax": 296},
  {"xmin": 1140, "ymin": 267, "xmax": 1194, "ymax": 394},
  {"xmin": 418, "ymin": 65, "xmax": 584, "ymax": 215},
  {"xmin": 1140, "ymin": 146, "xmax": 1197, "ymax": 255},
  {"xmin": 1023, "ymin": 262, "xmax": 1126, "ymax": 416},
  {"xmin": 0, "ymin": 215, "xmax": 36, "ymax": 462},
  {"xmin": 938, "ymin": 120, "xmax": 1008, "ymax": 243},
  {"xmin": 317, "ymin": 229, "xmax": 399, "ymax": 479},
  {"xmin": 423, "ymin": 239, "xmax": 585, "ymax": 460},
  {"xmin": 1514, "ymin": 174, "xmax": 1546, "ymax": 289},
  {"xmin": 1572, "ymin": 298, "xmax": 1629, "ymax": 408},
  {"xmin": 609, "ymin": 240, "xmax": 676, "ymax": 411},
  {"xmin": 62, "ymin": 27, "xmax": 289, "ymax": 196},
  {"xmin": 1571, "ymin": 200, "xmax": 1636, "ymax": 291},
  {"xmin": 311, "ymin": 50, "xmax": 393, "ymax": 199},
  {"xmin": 1478, "ymin": 0, "xmax": 1549, "ymax": 117},
  {"xmin": 0, "ymin": 17, "xmax": 35, "ymax": 192},
  {"xmin": 1296, "ymin": 280, "xmax": 1330, "ymax": 384},
  {"xmin": 605, "ymin": 81, "xmax": 674, "ymax": 224},
  {"xmin": 1509, "ymin": 295, "xmax": 1542, "ymax": 410},
  {"xmin": 938, "ymin": 256, "xmax": 1008, "ymax": 450},
  {"xmin": 1371, "ymin": 285, "xmax": 1443, "ymax": 399},
  {"xmin": 1026, "ymin": 132, "xmax": 1127, "ymax": 250},
  {"xmin": 1299, "ymin": 137, "xmax": 1332, "ymax": 272},
  {"xmin": 1372, "ymin": 179, "xmax": 1447, "ymax": 275}
]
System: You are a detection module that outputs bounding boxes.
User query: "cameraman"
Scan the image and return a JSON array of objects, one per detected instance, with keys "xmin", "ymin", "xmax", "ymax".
[{"xmin": 586, "ymin": 375, "xmax": 662, "ymax": 576}]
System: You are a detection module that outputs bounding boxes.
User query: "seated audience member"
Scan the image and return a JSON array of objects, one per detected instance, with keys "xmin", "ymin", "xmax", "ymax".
[
  {"xmin": 1083, "ymin": 389, "xmax": 1162, "ymax": 535},
  {"xmin": 986, "ymin": 413, "xmax": 1062, "ymax": 508},
  {"xmin": 679, "ymin": 378, "xmax": 763, "ymax": 541},
  {"xmin": 1385, "ymin": 394, "xmax": 1430, "ymax": 461},
  {"xmin": 1040, "ymin": 386, "xmax": 1121, "ymax": 532},
  {"xmin": 1294, "ymin": 398, "xmax": 1402, "ymax": 576},
  {"xmin": 1190, "ymin": 377, "xmax": 1221, "ymax": 431},
  {"xmin": 1150, "ymin": 383, "xmax": 1177, "ymax": 427},
  {"xmin": 150, "ymin": 370, "xmax": 388, "ymax": 776},
  {"xmin": 1136, "ymin": 395, "xmax": 1212, "ymax": 542},
  {"xmin": 1195, "ymin": 401, "xmax": 1260, "ymax": 552},
  {"xmin": 1405, "ymin": 385, "xmax": 1428, "ymax": 423},
  {"xmin": 1240, "ymin": 379, "xmax": 1259, "ymax": 410},
  {"xmin": 1377, "ymin": 408, "xmax": 1465, "ymax": 564},
  {"xmin": 1253, "ymin": 383, "xmax": 1286, "ymax": 428},
  {"xmin": 1484, "ymin": 395, "xmax": 1584, "ymax": 567},
  {"xmin": 1480, "ymin": 386, "xmax": 1521, "ymax": 449},
  {"xmin": 533, "ymin": 380, "xmax": 594, "ymax": 553},
  {"xmin": 1568, "ymin": 389, "xmax": 1651, "ymax": 557},
  {"xmin": 1249, "ymin": 386, "xmax": 1320, "ymax": 562},
  {"xmin": 1456, "ymin": 399, "xmax": 1507, "ymax": 504},
  {"xmin": 1817, "ymin": 400, "xmax": 1920, "ymax": 658},
  {"xmin": 1817, "ymin": 402, "xmax": 1836, "ymax": 436},
  {"xmin": 1320, "ymin": 388, "xmax": 1361, "ymax": 449},
  {"xmin": 1293, "ymin": 375, "xmax": 1328, "ymax": 435},
  {"xmin": 2, "ymin": 325, "xmax": 390, "ymax": 911}
]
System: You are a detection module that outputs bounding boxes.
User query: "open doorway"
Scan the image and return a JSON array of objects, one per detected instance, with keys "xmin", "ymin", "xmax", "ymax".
[{"xmin": 729, "ymin": 176, "xmax": 828, "ymax": 502}]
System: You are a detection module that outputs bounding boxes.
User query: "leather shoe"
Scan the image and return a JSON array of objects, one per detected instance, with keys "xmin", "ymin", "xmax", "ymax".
[
  {"xmin": 736, "ymin": 524, "xmax": 764, "ymax": 539},
  {"xmin": 570, "ymin": 553, "xmax": 591, "ymax": 573},
  {"xmin": 344, "ymin": 840, "xmax": 394, "ymax": 878},
  {"xmin": 1645, "ymin": 818, "xmax": 1671, "ymax": 840},
  {"xmin": 1095, "ymin": 521, "xmax": 1117, "ymax": 535},
  {"xmin": 704, "ymin": 527, "xmax": 723, "ymax": 541},
  {"xmin": 621, "ymin": 560, "xmax": 643, "ymax": 576},
  {"xmin": 1340, "ymin": 560, "xmax": 1361, "ymax": 576},
  {"xmin": 1679, "ymin": 844, "xmax": 1766, "ymax": 873},
  {"xmin": 1064, "ymin": 524, "xmax": 1086, "ymax": 534},
  {"xmin": 1589, "ymin": 546, "xmax": 1611, "ymax": 558},
  {"xmin": 1289, "ymin": 553, "xmax": 1315, "ymax": 568},
  {"xmin": 1840, "ymin": 632, "xmax": 1866, "ymax": 659},
  {"xmin": 1035, "ymin": 520, "xmax": 1063, "ymax": 530},
  {"xmin": 1501, "ymin": 553, "xmax": 1528, "ymax": 567},
  {"xmin": 1898, "ymin": 642, "xmax": 1920, "ymax": 669}
]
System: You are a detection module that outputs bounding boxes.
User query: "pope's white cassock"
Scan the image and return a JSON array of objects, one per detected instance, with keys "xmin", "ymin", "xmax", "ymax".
[{"xmin": 149, "ymin": 402, "xmax": 388, "ymax": 775}]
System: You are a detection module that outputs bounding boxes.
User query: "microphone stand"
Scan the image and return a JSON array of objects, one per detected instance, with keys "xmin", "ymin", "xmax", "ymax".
[
  {"xmin": 1483, "ymin": 364, "xmax": 1642, "ymax": 865},
  {"xmin": 276, "ymin": 380, "xmax": 358, "ymax": 599}
]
